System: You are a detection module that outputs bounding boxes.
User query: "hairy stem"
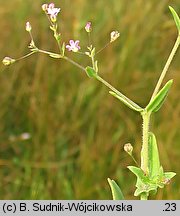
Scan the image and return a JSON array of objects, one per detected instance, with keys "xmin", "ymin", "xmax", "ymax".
[
  {"xmin": 141, "ymin": 111, "xmax": 151, "ymax": 175},
  {"xmin": 150, "ymin": 34, "xmax": 180, "ymax": 101}
]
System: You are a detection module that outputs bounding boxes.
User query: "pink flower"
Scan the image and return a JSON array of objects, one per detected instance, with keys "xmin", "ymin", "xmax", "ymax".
[
  {"xmin": 47, "ymin": 3, "xmax": 60, "ymax": 17},
  {"xmin": 42, "ymin": 3, "xmax": 60, "ymax": 22},
  {"xmin": 66, "ymin": 40, "xmax": 81, "ymax": 52},
  {"xmin": 85, "ymin": 22, "xmax": 92, "ymax": 32}
]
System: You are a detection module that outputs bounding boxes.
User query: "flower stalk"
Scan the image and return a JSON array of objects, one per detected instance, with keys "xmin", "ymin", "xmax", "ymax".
[{"xmin": 150, "ymin": 34, "xmax": 180, "ymax": 101}]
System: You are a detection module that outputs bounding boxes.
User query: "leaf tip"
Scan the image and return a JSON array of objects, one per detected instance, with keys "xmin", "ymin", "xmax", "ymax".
[
  {"xmin": 168, "ymin": 5, "xmax": 173, "ymax": 11},
  {"xmin": 168, "ymin": 6, "xmax": 180, "ymax": 32},
  {"xmin": 107, "ymin": 178, "xmax": 124, "ymax": 200},
  {"xmin": 109, "ymin": 91, "xmax": 115, "ymax": 96}
]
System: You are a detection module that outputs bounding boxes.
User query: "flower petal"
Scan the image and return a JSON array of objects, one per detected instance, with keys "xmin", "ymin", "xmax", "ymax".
[
  {"xmin": 74, "ymin": 40, "xmax": 79, "ymax": 46},
  {"xmin": 69, "ymin": 40, "xmax": 74, "ymax": 46},
  {"xmin": 49, "ymin": 3, "xmax": 55, "ymax": 9}
]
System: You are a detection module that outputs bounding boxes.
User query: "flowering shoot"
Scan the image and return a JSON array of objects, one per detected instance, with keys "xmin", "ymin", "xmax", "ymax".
[{"xmin": 42, "ymin": 3, "xmax": 60, "ymax": 22}]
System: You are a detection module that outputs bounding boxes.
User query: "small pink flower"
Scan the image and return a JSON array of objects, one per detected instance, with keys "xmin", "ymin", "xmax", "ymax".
[
  {"xmin": 47, "ymin": 3, "xmax": 60, "ymax": 17},
  {"xmin": 66, "ymin": 40, "xmax": 81, "ymax": 52},
  {"xmin": 85, "ymin": 22, "xmax": 92, "ymax": 32}
]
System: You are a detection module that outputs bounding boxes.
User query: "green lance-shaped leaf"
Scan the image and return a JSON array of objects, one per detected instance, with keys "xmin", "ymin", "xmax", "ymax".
[
  {"xmin": 127, "ymin": 166, "xmax": 147, "ymax": 182},
  {"xmin": 85, "ymin": 66, "xmax": 97, "ymax": 78},
  {"xmin": 107, "ymin": 178, "xmax": 124, "ymax": 200},
  {"xmin": 109, "ymin": 91, "xmax": 143, "ymax": 112},
  {"xmin": 146, "ymin": 79, "xmax": 173, "ymax": 113},
  {"xmin": 49, "ymin": 53, "xmax": 61, "ymax": 58},
  {"xmin": 148, "ymin": 132, "xmax": 160, "ymax": 178},
  {"xmin": 169, "ymin": 6, "xmax": 180, "ymax": 33},
  {"xmin": 164, "ymin": 172, "xmax": 176, "ymax": 180}
]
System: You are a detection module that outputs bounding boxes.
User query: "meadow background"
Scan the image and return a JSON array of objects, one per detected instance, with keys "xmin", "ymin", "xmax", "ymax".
[{"xmin": 0, "ymin": 0, "xmax": 180, "ymax": 199}]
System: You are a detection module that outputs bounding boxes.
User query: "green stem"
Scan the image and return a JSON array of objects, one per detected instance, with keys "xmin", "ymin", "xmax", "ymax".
[
  {"xmin": 38, "ymin": 49, "xmax": 61, "ymax": 57},
  {"xmin": 91, "ymin": 54, "xmax": 95, "ymax": 69},
  {"xmin": 150, "ymin": 34, "xmax": 180, "ymax": 101},
  {"xmin": 96, "ymin": 75, "xmax": 141, "ymax": 109},
  {"xmin": 96, "ymin": 42, "xmax": 110, "ymax": 55},
  {"xmin": 129, "ymin": 154, "xmax": 139, "ymax": 167},
  {"xmin": 141, "ymin": 111, "xmax": 151, "ymax": 175},
  {"xmin": 62, "ymin": 55, "xmax": 138, "ymax": 110},
  {"xmin": 16, "ymin": 52, "xmax": 37, "ymax": 61},
  {"xmin": 63, "ymin": 56, "xmax": 86, "ymax": 72},
  {"xmin": 140, "ymin": 193, "xmax": 148, "ymax": 200}
]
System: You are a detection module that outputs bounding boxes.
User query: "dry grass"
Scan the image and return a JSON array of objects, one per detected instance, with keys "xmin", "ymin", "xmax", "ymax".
[{"xmin": 0, "ymin": 0, "xmax": 179, "ymax": 199}]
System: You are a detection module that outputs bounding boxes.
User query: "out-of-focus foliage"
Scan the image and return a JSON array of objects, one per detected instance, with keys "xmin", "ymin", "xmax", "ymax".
[{"xmin": 0, "ymin": 0, "xmax": 179, "ymax": 199}]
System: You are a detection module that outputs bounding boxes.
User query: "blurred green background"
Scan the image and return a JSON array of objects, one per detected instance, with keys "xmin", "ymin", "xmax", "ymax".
[{"xmin": 0, "ymin": 0, "xmax": 180, "ymax": 199}]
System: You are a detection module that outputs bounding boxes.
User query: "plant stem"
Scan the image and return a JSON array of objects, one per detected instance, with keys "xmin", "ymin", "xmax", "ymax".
[
  {"xmin": 140, "ymin": 193, "xmax": 148, "ymax": 200},
  {"xmin": 38, "ymin": 49, "xmax": 61, "ymax": 57},
  {"xmin": 16, "ymin": 52, "xmax": 37, "ymax": 61},
  {"xmin": 141, "ymin": 111, "xmax": 151, "ymax": 175},
  {"xmin": 139, "ymin": 35, "xmax": 180, "ymax": 201},
  {"xmin": 129, "ymin": 154, "xmax": 139, "ymax": 167},
  {"xmin": 96, "ymin": 75, "xmax": 141, "ymax": 109},
  {"xmin": 96, "ymin": 42, "xmax": 110, "ymax": 55},
  {"xmin": 150, "ymin": 34, "xmax": 180, "ymax": 101},
  {"xmin": 63, "ymin": 56, "xmax": 86, "ymax": 72},
  {"xmin": 62, "ymin": 56, "xmax": 139, "ymax": 110}
]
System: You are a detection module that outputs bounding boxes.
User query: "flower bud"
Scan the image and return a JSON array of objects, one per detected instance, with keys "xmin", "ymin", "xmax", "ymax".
[
  {"xmin": 124, "ymin": 143, "xmax": 133, "ymax": 155},
  {"xmin": 85, "ymin": 22, "xmax": 92, "ymax": 33},
  {"xmin": 2, "ymin": 57, "xmax": 16, "ymax": 66},
  {"xmin": 110, "ymin": 30, "xmax": 120, "ymax": 43},
  {"xmin": 26, "ymin": 22, "xmax": 32, "ymax": 32},
  {"xmin": 42, "ymin": 4, "xmax": 48, "ymax": 11}
]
